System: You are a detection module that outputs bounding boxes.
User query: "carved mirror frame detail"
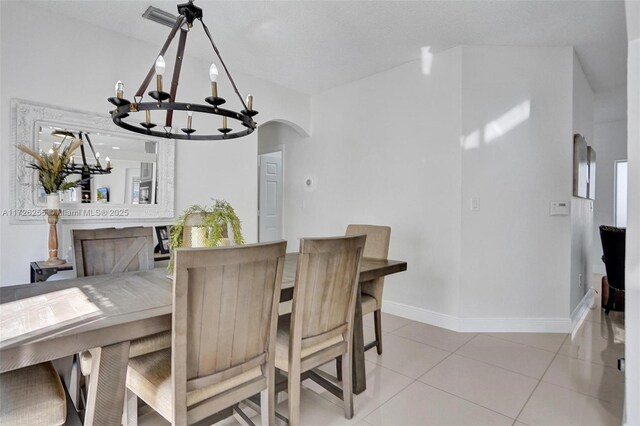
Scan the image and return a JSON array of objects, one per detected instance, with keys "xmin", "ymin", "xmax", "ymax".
[{"xmin": 11, "ymin": 99, "xmax": 175, "ymax": 223}]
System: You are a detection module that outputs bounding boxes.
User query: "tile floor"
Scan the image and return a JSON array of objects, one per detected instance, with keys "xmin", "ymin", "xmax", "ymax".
[{"xmin": 140, "ymin": 289, "xmax": 625, "ymax": 426}]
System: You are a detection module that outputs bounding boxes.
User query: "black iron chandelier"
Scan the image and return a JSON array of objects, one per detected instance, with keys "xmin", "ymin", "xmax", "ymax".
[
  {"xmin": 53, "ymin": 130, "xmax": 112, "ymax": 176},
  {"xmin": 65, "ymin": 132, "xmax": 113, "ymax": 175},
  {"xmin": 108, "ymin": 0, "xmax": 258, "ymax": 141}
]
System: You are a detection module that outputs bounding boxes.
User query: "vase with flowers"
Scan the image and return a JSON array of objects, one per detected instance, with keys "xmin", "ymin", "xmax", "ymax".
[{"xmin": 16, "ymin": 140, "xmax": 83, "ymax": 264}]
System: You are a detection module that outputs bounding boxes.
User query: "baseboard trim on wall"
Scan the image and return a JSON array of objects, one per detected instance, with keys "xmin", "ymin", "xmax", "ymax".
[
  {"xmin": 571, "ymin": 287, "xmax": 596, "ymax": 337},
  {"xmin": 382, "ymin": 300, "xmax": 572, "ymax": 333}
]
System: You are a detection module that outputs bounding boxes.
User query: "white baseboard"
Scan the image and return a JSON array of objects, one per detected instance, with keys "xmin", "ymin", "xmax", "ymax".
[
  {"xmin": 382, "ymin": 300, "xmax": 572, "ymax": 333},
  {"xmin": 571, "ymin": 288, "xmax": 596, "ymax": 337}
]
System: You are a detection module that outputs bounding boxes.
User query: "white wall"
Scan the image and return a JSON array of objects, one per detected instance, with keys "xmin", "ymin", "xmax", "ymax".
[
  {"xmin": 624, "ymin": 2, "xmax": 639, "ymax": 424},
  {"xmin": 458, "ymin": 46, "xmax": 575, "ymax": 328},
  {"xmin": 0, "ymin": 2, "xmax": 310, "ymax": 285},
  {"xmin": 570, "ymin": 52, "xmax": 595, "ymax": 313},
  {"xmin": 591, "ymin": 119, "xmax": 628, "ymax": 272},
  {"xmin": 284, "ymin": 48, "xmax": 464, "ymax": 320},
  {"xmin": 277, "ymin": 45, "xmax": 584, "ymax": 331}
]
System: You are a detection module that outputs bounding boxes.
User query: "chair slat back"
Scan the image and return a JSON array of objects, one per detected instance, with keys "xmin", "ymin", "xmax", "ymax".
[
  {"xmin": 346, "ymin": 225, "xmax": 390, "ymax": 260},
  {"xmin": 172, "ymin": 242, "xmax": 286, "ymax": 385},
  {"xmin": 72, "ymin": 227, "xmax": 154, "ymax": 277},
  {"xmin": 292, "ymin": 235, "xmax": 366, "ymax": 345},
  {"xmin": 346, "ymin": 225, "xmax": 391, "ymax": 305}
]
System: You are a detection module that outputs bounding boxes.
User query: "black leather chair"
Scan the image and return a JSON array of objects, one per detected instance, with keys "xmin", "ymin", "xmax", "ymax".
[{"xmin": 599, "ymin": 225, "xmax": 625, "ymax": 314}]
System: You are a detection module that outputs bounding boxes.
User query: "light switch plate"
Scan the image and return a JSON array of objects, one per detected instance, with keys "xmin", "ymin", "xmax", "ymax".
[
  {"xmin": 550, "ymin": 201, "xmax": 570, "ymax": 216},
  {"xmin": 470, "ymin": 198, "xmax": 480, "ymax": 211}
]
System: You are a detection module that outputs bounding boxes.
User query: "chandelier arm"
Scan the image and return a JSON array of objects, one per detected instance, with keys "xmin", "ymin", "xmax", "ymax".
[
  {"xmin": 198, "ymin": 17, "xmax": 249, "ymax": 111},
  {"xmin": 83, "ymin": 133, "xmax": 102, "ymax": 168},
  {"xmin": 135, "ymin": 15, "xmax": 187, "ymax": 98},
  {"xmin": 79, "ymin": 143, "xmax": 88, "ymax": 167},
  {"xmin": 78, "ymin": 132, "xmax": 89, "ymax": 166},
  {"xmin": 166, "ymin": 28, "xmax": 189, "ymax": 128}
]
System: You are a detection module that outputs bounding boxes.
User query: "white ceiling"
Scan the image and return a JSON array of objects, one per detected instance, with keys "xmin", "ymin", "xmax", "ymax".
[{"xmin": 33, "ymin": 0, "xmax": 628, "ymax": 95}]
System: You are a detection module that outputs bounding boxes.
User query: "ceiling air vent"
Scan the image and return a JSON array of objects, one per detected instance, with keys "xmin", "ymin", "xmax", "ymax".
[{"xmin": 142, "ymin": 6, "xmax": 180, "ymax": 28}]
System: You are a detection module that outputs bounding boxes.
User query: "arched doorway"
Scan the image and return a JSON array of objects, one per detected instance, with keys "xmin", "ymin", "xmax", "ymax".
[{"xmin": 257, "ymin": 120, "xmax": 309, "ymax": 242}]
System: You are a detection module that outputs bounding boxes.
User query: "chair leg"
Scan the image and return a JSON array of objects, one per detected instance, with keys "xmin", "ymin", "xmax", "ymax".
[
  {"xmin": 341, "ymin": 352, "xmax": 353, "ymax": 419},
  {"xmin": 288, "ymin": 365, "xmax": 302, "ymax": 426},
  {"xmin": 71, "ymin": 356, "xmax": 83, "ymax": 412},
  {"xmin": 336, "ymin": 356, "xmax": 342, "ymax": 381},
  {"xmin": 261, "ymin": 363, "xmax": 276, "ymax": 426},
  {"xmin": 123, "ymin": 388, "xmax": 138, "ymax": 426},
  {"xmin": 373, "ymin": 309, "xmax": 383, "ymax": 355}
]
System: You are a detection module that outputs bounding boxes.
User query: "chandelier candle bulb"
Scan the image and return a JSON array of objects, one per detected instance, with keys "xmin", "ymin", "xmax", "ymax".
[
  {"xmin": 48, "ymin": 148, "xmax": 54, "ymax": 155},
  {"xmin": 209, "ymin": 63, "xmax": 219, "ymax": 97},
  {"xmin": 115, "ymin": 81, "xmax": 124, "ymax": 99},
  {"xmin": 223, "ymin": 116, "xmax": 228, "ymax": 129},
  {"xmin": 246, "ymin": 94, "xmax": 253, "ymax": 111},
  {"xmin": 106, "ymin": 157, "xmax": 112, "ymax": 169},
  {"xmin": 155, "ymin": 55, "xmax": 166, "ymax": 92},
  {"xmin": 187, "ymin": 111, "xmax": 193, "ymax": 129},
  {"xmin": 146, "ymin": 110, "xmax": 151, "ymax": 125}
]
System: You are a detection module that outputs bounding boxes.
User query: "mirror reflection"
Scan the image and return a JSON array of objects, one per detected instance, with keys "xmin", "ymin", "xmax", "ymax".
[{"xmin": 36, "ymin": 125, "xmax": 158, "ymax": 206}]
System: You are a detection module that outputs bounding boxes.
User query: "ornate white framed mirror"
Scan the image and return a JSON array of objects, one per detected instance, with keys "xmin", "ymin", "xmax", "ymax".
[{"xmin": 11, "ymin": 99, "xmax": 175, "ymax": 223}]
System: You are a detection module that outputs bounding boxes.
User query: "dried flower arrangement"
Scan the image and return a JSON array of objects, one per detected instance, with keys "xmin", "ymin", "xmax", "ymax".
[{"xmin": 16, "ymin": 140, "xmax": 83, "ymax": 194}]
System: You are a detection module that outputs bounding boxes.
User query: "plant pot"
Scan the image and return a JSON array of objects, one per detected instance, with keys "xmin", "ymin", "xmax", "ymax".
[
  {"xmin": 183, "ymin": 212, "xmax": 229, "ymax": 248},
  {"xmin": 46, "ymin": 193, "xmax": 60, "ymax": 210}
]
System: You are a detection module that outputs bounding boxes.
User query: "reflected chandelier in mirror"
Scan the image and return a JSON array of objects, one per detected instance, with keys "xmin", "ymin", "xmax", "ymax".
[{"xmin": 11, "ymin": 99, "xmax": 175, "ymax": 223}]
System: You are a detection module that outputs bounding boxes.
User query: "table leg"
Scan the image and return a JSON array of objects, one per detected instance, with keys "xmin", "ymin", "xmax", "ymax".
[
  {"xmin": 352, "ymin": 289, "xmax": 366, "ymax": 394},
  {"xmin": 84, "ymin": 341, "xmax": 131, "ymax": 426}
]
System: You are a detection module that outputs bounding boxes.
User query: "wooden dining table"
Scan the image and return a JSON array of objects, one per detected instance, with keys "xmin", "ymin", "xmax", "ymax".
[{"xmin": 0, "ymin": 253, "xmax": 407, "ymax": 425}]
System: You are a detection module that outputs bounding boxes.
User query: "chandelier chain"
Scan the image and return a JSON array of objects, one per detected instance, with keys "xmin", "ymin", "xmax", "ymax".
[{"xmin": 198, "ymin": 17, "xmax": 249, "ymax": 111}]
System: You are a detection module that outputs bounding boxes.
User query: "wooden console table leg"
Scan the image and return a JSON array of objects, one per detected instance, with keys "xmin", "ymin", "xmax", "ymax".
[{"xmin": 85, "ymin": 341, "xmax": 130, "ymax": 426}]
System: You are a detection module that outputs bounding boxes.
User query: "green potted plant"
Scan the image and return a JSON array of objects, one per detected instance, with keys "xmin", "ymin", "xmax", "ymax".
[{"xmin": 169, "ymin": 199, "xmax": 245, "ymax": 269}]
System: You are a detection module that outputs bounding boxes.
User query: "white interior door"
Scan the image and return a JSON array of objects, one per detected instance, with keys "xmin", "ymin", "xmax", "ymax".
[{"xmin": 259, "ymin": 152, "xmax": 283, "ymax": 242}]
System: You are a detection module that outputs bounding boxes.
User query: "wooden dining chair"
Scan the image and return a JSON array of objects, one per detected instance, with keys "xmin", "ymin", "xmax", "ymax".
[
  {"xmin": 276, "ymin": 235, "xmax": 366, "ymax": 425},
  {"xmin": 0, "ymin": 362, "xmax": 67, "ymax": 425},
  {"xmin": 125, "ymin": 241, "xmax": 287, "ymax": 425},
  {"xmin": 73, "ymin": 227, "xmax": 154, "ymax": 277},
  {"xmin": 71, "ymin": 227, "xmax": 170, "ymax": 411},
  {"xmin": 346, "ymin": 224, "xmax": 391, "ymax": 354}
]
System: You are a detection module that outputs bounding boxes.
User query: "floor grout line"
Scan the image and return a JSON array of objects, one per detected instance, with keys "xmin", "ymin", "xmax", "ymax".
[
  {"xmin": 385, "ymin": 329, "xmax": 476, "ymax": 353},
  {"xmin": 451, "ymin": 351, "xmax": 549, "ymax": 381},
  {"xmin": 360, "ymin": 377, "xmax": 421, "ymax": 423},
  {"xmin": 480, "ymin": 332, "xmax": 567, "ymax": 354},
  {"xmin": 366, "ymin": 331, "xmax": 455, "ymax": 358},
  {"xmin": 513, "ymin": 345, "xmax": 562, "ymax": 422},
  {"xmin": 430, "ymin": 350, "xmax": 548, "ymax": 382},
  {"xmin": 417, "ymin": 382, "xmax": 516, "ymax": 421}
]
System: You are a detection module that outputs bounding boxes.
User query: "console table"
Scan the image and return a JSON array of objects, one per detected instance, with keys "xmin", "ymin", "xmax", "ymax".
[
  {"xmin": 30, "ymin": 255, "xmax": 171, "ymax": 283},
  {"xmin": 29, "ymin": 261, "xmax": 73, "ymax": 283}
]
